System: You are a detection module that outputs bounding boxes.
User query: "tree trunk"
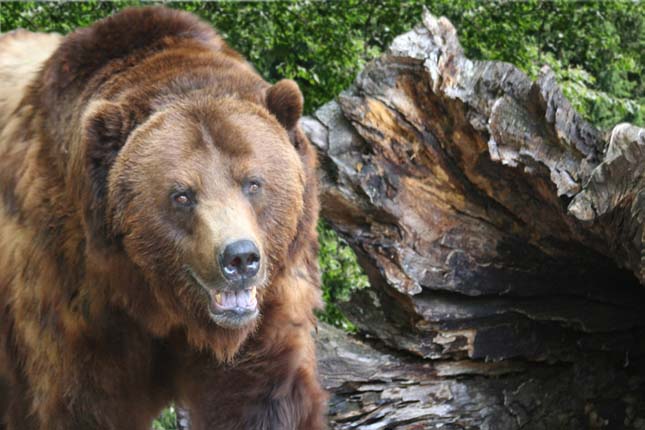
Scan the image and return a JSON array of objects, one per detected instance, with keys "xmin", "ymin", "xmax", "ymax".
[{"xmin": 301, "ymin": 9, "xmax": 645, "ymax": 430}]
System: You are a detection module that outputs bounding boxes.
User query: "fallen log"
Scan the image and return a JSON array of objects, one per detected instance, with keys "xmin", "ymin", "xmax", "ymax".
[{"xmin": 301, "ymin": 9, "xmax": 645, "ymax": 429}]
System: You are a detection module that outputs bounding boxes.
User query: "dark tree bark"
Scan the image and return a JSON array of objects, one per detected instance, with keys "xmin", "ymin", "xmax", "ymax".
[{"xmin": 301, "ymin": 9, "xmax": 645, "ymax": 430}]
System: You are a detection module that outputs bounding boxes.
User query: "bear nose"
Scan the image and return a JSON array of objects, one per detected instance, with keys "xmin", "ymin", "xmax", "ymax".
[{"xmin": 219, "ymin": 240, "xmax": 260, "ymax": 281}]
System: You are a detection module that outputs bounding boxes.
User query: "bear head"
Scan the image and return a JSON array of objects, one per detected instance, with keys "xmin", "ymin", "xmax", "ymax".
[
  {"xmin": 105, "ymin": 93, "xmax": 306, "ymax": 332},
  {"xmin": 34, "ymin": 7, "xmax": 317, "ymax": 359}
]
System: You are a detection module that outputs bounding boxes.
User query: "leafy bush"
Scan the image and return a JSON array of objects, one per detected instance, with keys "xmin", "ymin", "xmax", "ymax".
[
  {"xmin": 3, "ymin": 1, "xmax": 642, "ymax": 126},
  {"xmin": 317, "ymin": 222, "xmax": 369, "ymax": 331},
  {"xmin": 152, "ymin": 406, "xmax": 178, "ymax": 430}
]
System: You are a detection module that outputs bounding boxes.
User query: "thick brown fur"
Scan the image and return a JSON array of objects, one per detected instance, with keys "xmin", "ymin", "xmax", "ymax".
[{"xmin": 0, "ymin": 7, "xmax": 326, "ymax": 430}]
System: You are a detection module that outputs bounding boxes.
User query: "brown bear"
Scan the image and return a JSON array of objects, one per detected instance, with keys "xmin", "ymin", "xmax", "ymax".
[{"xmin": 0, "ymin": 7, "xmax": 326, "ymax": 430}]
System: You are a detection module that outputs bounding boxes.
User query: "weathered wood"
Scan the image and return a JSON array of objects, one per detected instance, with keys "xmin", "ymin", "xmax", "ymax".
[
  {"xmin": 317, "ymin": 323, "xmax": 645, "ymax": 430},
  {"xmin": 176, "ymin": 407, "xmax": 191, "ymax": 430},
  {"xmin": 300, "ymin": 9, "xmax": 645, "ymax": 429}
]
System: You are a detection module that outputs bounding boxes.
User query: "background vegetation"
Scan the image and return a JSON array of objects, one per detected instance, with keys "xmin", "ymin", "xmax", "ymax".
[{"xmin": 2, "ymin": 1, "xmax": 643, "ymax": 427}]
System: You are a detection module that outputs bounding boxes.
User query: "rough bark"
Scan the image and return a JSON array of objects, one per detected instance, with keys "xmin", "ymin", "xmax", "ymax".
[
  {"xmin": 317, "ymin": 323, "xmax": 645, "ymax": 430},
  {"xmin": 300, "ymin": 9, "xmax": 645, "ymax": 430}
]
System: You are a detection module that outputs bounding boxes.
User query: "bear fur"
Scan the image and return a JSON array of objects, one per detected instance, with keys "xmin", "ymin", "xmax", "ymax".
[{"xmin": 0, "ymin": 7, "xmax": 326, "ymax": 430}]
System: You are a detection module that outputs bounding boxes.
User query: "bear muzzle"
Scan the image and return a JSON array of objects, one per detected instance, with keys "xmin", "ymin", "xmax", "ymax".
[{"xmin": 186, "ymin": 238, "xmax": 266, "ymax": 328}]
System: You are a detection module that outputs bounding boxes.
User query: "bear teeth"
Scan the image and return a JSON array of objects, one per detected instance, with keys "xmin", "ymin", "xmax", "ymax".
[{"xmin": 212, "ymin": 288, "xmax": 257, "ymax": 309}]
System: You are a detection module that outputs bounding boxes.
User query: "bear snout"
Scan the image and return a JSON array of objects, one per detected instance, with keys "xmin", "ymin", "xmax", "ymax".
[{"xmin": 219, "ymin": 239, "xmax": 261, "ymax": 281}]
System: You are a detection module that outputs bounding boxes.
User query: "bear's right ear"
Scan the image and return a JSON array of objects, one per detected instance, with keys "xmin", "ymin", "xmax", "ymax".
[
  {"xmin": 81, "ymin": 101, "xmax": 137, "ymax": 247},
  {"xmin": 265, "ymin": 79, "xmax": 303, "ymax": 131}
]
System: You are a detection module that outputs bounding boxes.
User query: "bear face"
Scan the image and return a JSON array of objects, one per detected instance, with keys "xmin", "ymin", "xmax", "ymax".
[{"xmin": 105, "ymin": 96, "xmax": 305, "ymax": 330}]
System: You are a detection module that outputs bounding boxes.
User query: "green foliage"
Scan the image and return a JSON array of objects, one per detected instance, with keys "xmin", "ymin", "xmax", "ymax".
[
  {"xmin": 545, "ymin": 55, "xmax": 643, "ymax": 129},
  {"xmin": 2, "ymin": 0, "xmax": 641, "ymax": 123},
  {"xmin": 0, "ymin": 1, "xmax": 136, "ymax": 33},
  {"xmin": 317, "ymin": 222, "xmax": 369, "ymax": 332},
  {"xmin": 152, "ymin": 406, "xmax": 178, "ymax": 430}
]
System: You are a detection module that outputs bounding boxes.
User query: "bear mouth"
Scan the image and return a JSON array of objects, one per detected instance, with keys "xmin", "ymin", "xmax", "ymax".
[
  {"xmin": 210, "ymin": 288, "xmax": 257, "ymax": 312},
  {"xmin": 208, "ymin": 287, "xmax": 259, "ymax": 329},
  {"xmin": 187, "ymin": 268, "xmax": 260, "ymax": 328}
]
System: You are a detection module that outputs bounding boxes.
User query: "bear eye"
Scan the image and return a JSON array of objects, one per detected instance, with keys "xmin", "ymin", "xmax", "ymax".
[
  {"xmin": 171, "ymin": 190, "xmax": 195, "ymax": 208},
  {"xmin": 244, "ymin": 179, "xmax": 262, "ymax": 196}
]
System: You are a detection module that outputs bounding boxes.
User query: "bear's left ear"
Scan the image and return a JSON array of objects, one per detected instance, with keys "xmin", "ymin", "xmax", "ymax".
[
  {"xmin": 265, "ymin": 79, "xmax": 303, "ymax": 131},
  {"xmin": 81, "ymin": 100, "xmax": 137, "ymax": 248}
]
